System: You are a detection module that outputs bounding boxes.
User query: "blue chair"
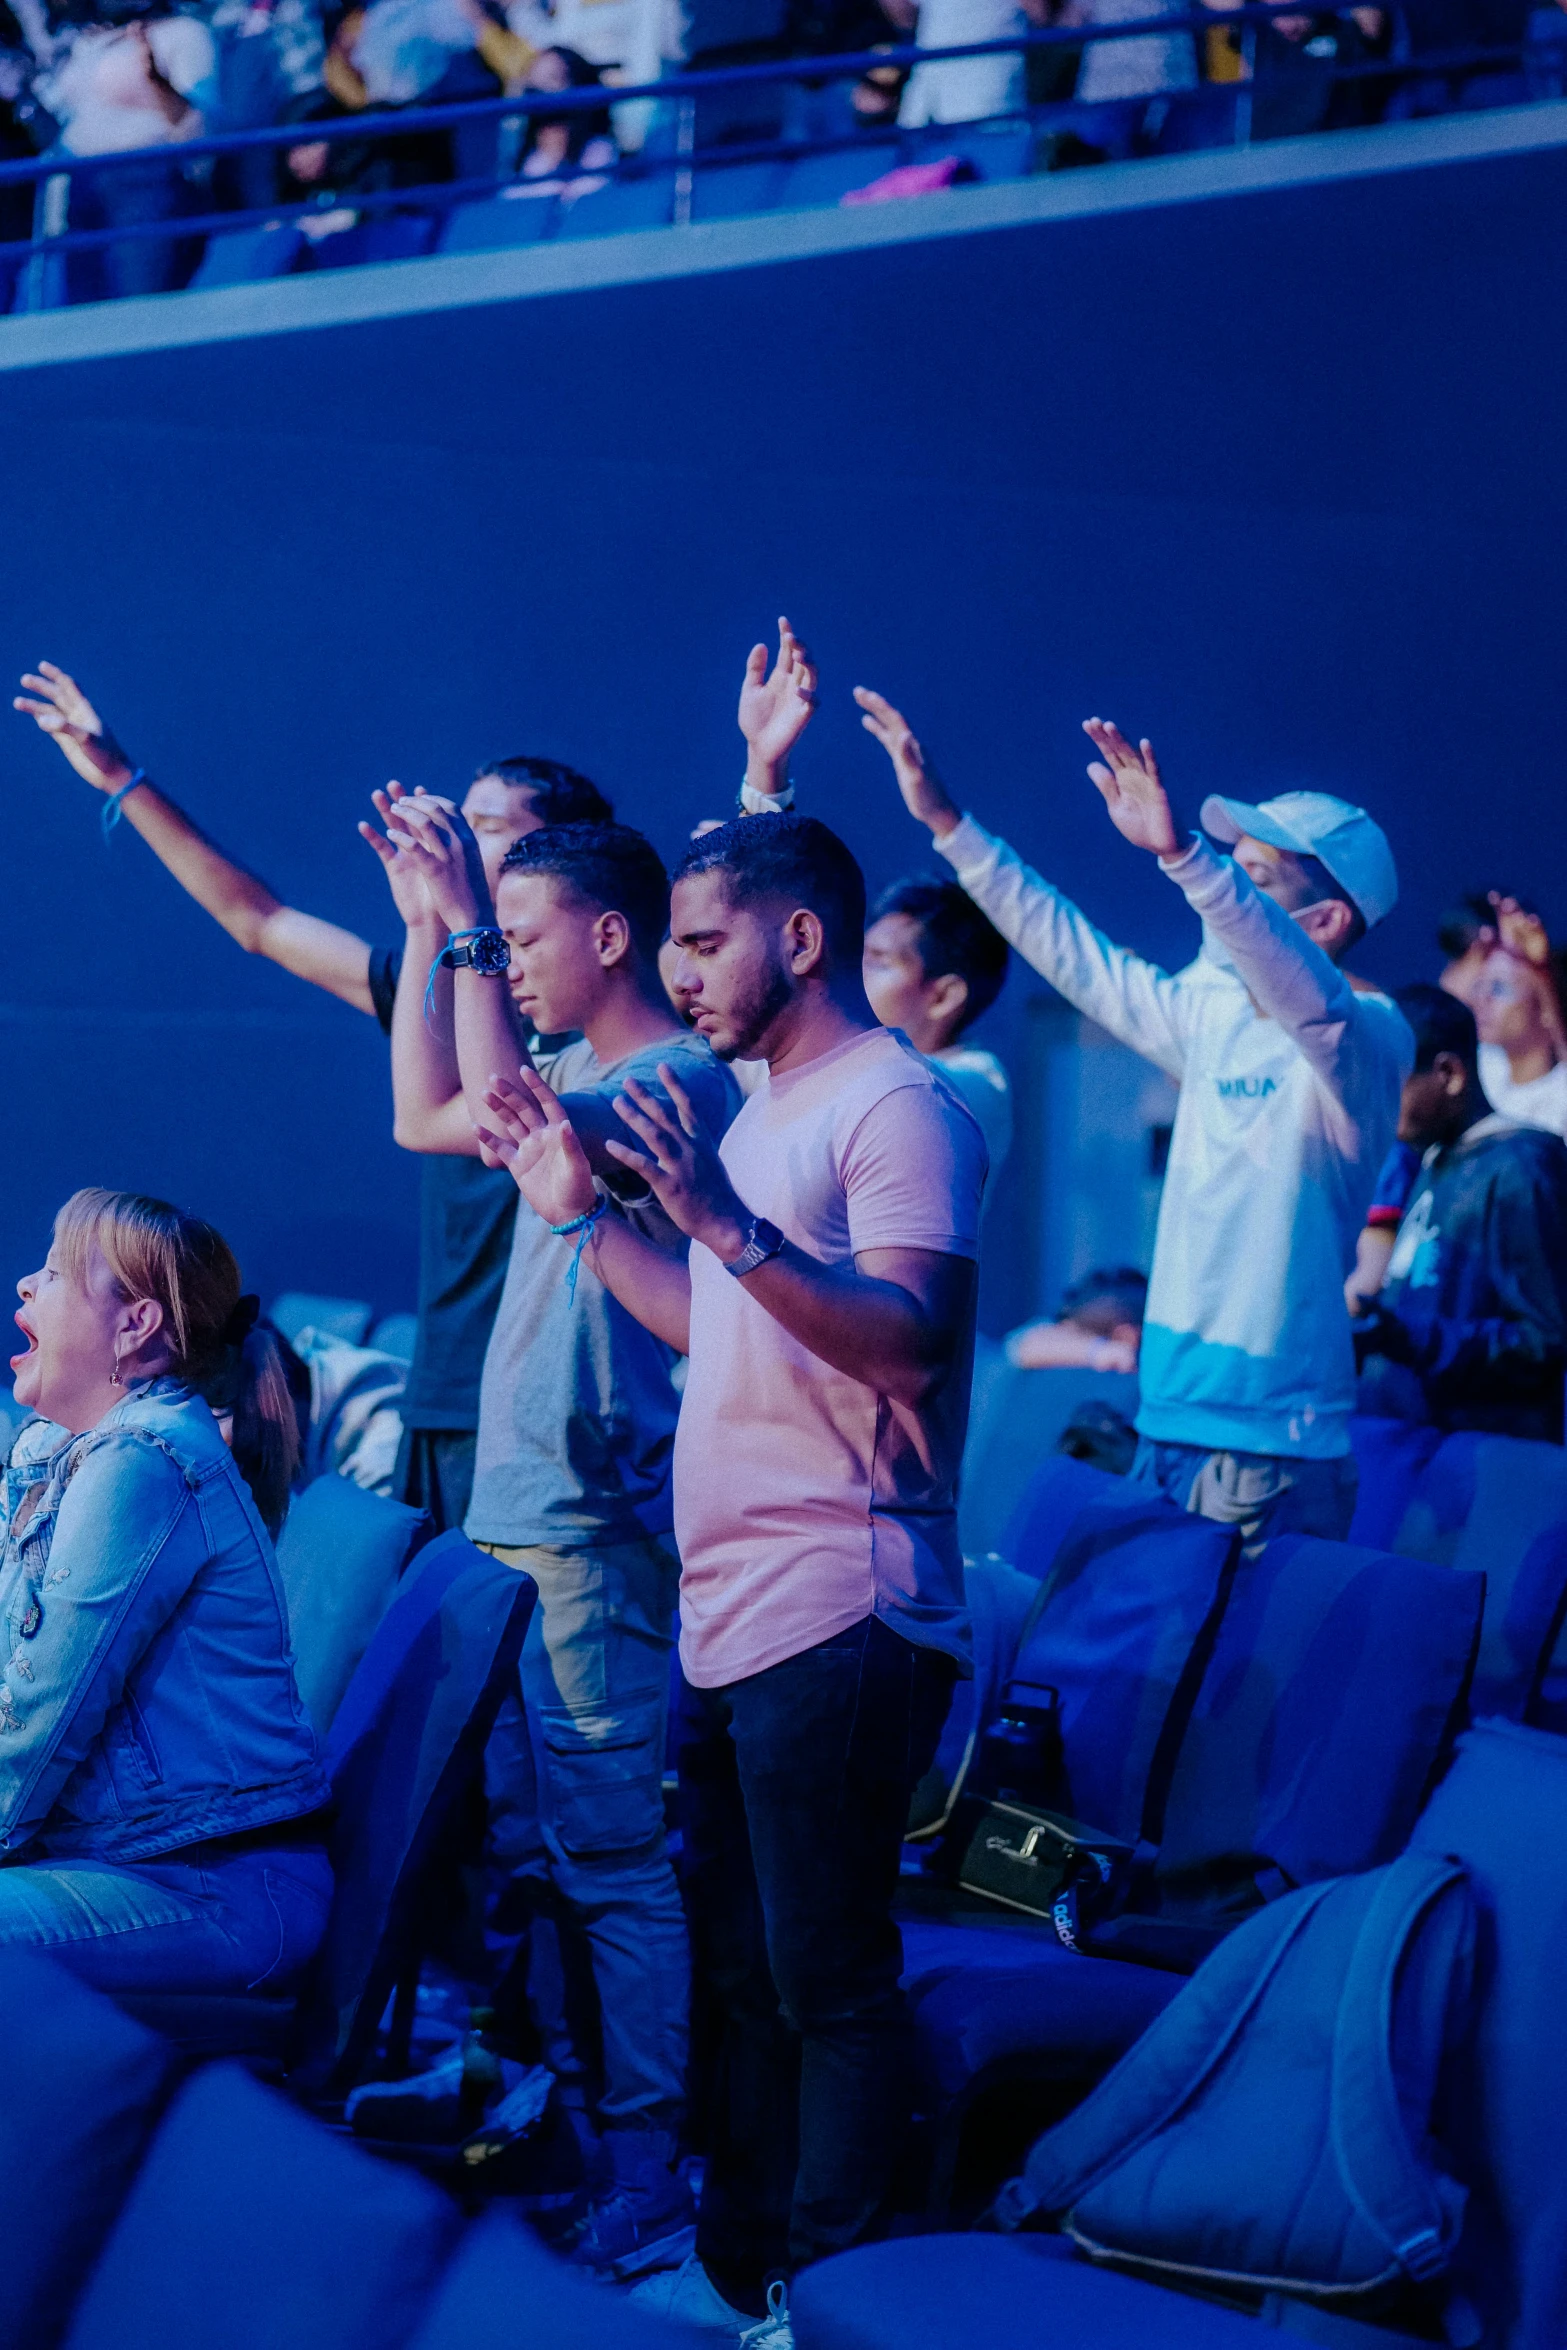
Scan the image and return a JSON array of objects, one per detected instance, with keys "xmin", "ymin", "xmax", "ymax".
[
  {"xmin": 271, "ymin": 1291, "xmax": 373, "ymax": 1347},
  {"xmin": 1000, "ymin": 1459, "xmax": 1240, "ymax": 1844},
  {"xmin": 808, "ymin": 1720, "xmax": 1567, "ymax": 2349},
  {"xmin": 0, "ymin": 1949, "xmax": 180, "ymax": 2346},
  {"xmin": 275, "ymin": 1473, "xmax": 429, "ymax": 1737},
  {"xmin": 793, "ymin": 2235, "xmax": 1274, "ymax": 2348},
  {"xmin": 554, "ymin": 175, "xmax": 674, "ymax": 239},
  {"xmin": 690, "ymin": 158, "xmax": 792, "ymax": 221},
  {"xmin": 291, "ymin": 1531, "xmax": 537, "ymax": 2092},
  {"xmin": 189, "ymin": 223, "xmax": 304, "ymax": 289},
  {"xmin": 301, "ymin": 213, "xmax": 437, "ymax": 272},
  {"xmin": 1094, "ymin": 1532, "xmax": 1483, "ymax": 1963},
  {"xmin": 1346, "ymin": 1412, "xmax": 1444, "ymax": 1550},
  {"xmin": 60, "ymin": 2062, "xmax": 462, "ymax": 2350},
  {"xmin": 437, "ymin": 194, "xmax": 558, "ymax": 254},
  {"xmin": 776, "ymin": 143, "xmax": 900, "ymax": 208},
  {"xmin": 1392, "ymin": 1431, "xmax": 1567, "ymax": 1719},
  {"xmin": 114, "ymin": 1532, "xmax": 534, "ymax": 2076},
  {"xmin": 958, "ymin": 1356, "xmax": 1140, "ymax": 1559},
  {"xmin": 403, "ymin": 2208, "xmax": 702, "ymax": 2349},
  {"xmin": 906, "ymin": 122, "xmax": 1034, "ymax": 180}
]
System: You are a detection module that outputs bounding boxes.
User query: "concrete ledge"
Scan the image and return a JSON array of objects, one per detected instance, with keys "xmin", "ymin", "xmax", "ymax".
[{"xmin": 2, "ymin": 98, "xmax": 1565, "ymax": 372}]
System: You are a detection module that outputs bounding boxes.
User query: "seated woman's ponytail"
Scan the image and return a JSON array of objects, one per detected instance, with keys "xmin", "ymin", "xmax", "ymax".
[{"xmin": 53, "ymin": 1188, "xmax": 303, "ymax": 1534}]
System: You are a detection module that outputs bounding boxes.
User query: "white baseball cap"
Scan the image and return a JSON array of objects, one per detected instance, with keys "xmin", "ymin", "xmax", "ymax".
[{"xmin": 1199, "ymin": 789, "xmax": 1398, "ymax": 931}]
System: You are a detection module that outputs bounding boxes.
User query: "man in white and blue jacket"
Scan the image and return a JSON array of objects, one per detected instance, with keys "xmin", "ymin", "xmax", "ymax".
[{"xmin": 856, "ymin": 690, "xmax": 1414, "ymax": 1545}]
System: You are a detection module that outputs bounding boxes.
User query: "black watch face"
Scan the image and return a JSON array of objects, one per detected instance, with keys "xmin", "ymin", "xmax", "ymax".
[{"xmin": 474, "ymin": 932, "xmax": 511, "ymax": 976}]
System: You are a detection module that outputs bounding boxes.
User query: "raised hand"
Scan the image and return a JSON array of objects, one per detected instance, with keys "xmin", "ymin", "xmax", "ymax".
[
  {"xmin": 739, "ymin": 616, "xmax": 818, "ymax": 787},
  {"xmin": 1489, "ymin": 894, "xmax": 1553, "ymax": 970},
  {"xmin": 14, "ymin": 662, "xmax": 136, "ymax": 792},
  {"xmin": 358, "ymin": 783, "xmax": 432, "ymax": 927},
  {"xmin": 607, "ymin": 1068, "xmax": 749, "ymax": 1258},
  {"xmin": 380, "ymin": 791, "xmax": 493, "ymax": 934},
  {"xmin": 853, "ymin": 688, "xmax": 960, "ymax": 838},
  {"xmin": 1082, "ymin": 719, "xmax": 1182, "ymax": 859},
  {"xmin": 475, "ymin": 1068, "xmax": 599, "ymax": 1225}
]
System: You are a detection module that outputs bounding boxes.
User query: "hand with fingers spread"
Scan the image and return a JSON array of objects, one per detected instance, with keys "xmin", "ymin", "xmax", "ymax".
[
  {"xmin": 1489, "ymin": 894, "xmax": 1554, "ymax": 972},
  {"xmin": 740, "ymin": 616, "xmax": 818, "ymax": 797},
  {"xmin": 14, "ymin": 662, "xmax": 137, "ymax": 793},
  {"xmin": 853, "ymin": 688, "xmax": 960, "ymax": 838},
  {"xmin": 358, "ymin": 782, "xmax": 433, "ymax": 928},
  {"xmin": 607, "ymin": 1068, "xmax": 750, "ymax": 1258},
  {"xmin": 380, "ymin": 790, "xmax": 494, "ymax": 935},
  {"xmin": 475, "ymin": 1068, "xmax": 599, "ymax": 1225},
  {"xmin": 1082, "ymin": 719, "xmax": 1183, "ymax": 859}
]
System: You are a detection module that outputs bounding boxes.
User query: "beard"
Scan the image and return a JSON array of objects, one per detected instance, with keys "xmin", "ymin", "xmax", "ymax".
[{"xmin": 712, "ymin": 954, "xmax": 794, "ymax": 1063}]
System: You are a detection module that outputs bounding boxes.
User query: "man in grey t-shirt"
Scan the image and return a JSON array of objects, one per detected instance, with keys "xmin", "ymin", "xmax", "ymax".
[{"xmin": 380, "ymin": 801, "xmax": 739, "ymax": 2278}]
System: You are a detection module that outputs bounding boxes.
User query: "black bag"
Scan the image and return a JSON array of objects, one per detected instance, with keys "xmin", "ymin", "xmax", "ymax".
[{"xmin": 957, "ymin": 1798, "xmax": 1134, "ymax": 1946}]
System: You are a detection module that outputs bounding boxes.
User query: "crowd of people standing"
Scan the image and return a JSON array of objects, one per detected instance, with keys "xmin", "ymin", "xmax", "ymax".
[{"xmin": 4, "ymin": 625, "xmax": 1567, "ymax": 2345}]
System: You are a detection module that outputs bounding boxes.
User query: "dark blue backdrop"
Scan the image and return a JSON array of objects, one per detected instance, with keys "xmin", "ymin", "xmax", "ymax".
[{"xmin": 3, "ymin": 131, "xmax": 1565, "ymax": 1325}]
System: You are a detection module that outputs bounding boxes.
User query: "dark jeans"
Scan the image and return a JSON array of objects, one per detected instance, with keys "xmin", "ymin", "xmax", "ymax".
[
  {"xmin": 394, "ymin": 1424, "xmax": 478, "ymax": 1533},
  {"xmin": 673, "ymin": 1615, "xmax": 955, "ymax": 2300}
]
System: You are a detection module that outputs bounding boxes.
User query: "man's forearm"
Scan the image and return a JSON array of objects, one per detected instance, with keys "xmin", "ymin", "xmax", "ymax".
[
  {"xmin": 452, "ymin": 964, "xmax": 530, "ymax": 1135},
  {"xmin": 721, "ymin": 1242, "xmax": 968, "ymax": 1409},
  {"xmin": 1163, "ymin": 836, "xmax": 1350, "ymax": 1045},
  {"xmin": 390, "ymin": 918, "xmax": 481, "ymax": 1154},
  {"xmin": 586, "ymin": 1216, "xmax": 693, "ymax": 1352}
]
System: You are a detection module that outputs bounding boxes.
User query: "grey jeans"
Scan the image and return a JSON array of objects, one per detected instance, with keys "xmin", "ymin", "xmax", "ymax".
[
  {"xmin": 479, "ymin": 1534, "xmax": 689, "ymax": 2134},
  {"xmin": 1129, "ymin": 1439, "xmax": 1358, "ymax": 1549}
]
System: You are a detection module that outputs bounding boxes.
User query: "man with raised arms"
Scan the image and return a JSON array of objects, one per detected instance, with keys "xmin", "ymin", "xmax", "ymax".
[{"xmin": 855, "ymin": 687, "xmax": 1411, "ymax": 1544}]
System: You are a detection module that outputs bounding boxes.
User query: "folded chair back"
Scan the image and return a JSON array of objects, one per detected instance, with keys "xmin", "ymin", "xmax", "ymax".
[
  {"xmin": 276, "ymin": 1474, "xmax": 429, "ymax": 1736},
  {"xmin": 292, "ymin": 1531, "xmax": 536, "ymax": 2092},
  {"xmin": 1147, "ymin": 1534, "xmax": 1483, "ymax": 1930},
  {"xmin": 1393, "ymin": 1433, "xmax": 1567, "ymax": 1718},
  {"xmin": 1409, "ymin": 1719, "xmax": 1567, "ymax": 2350},
  {"xmin": 1003, "ymin": 1460, "xmax": 1239, "ymax": 1845}
]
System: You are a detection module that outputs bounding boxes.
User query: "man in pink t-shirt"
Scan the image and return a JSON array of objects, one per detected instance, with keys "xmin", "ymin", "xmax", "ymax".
[{"xmin": 476, "ymin": 807, "xmax": 986, "ymax": 2336}]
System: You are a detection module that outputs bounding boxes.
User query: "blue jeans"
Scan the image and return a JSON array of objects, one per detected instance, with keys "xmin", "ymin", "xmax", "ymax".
[
  {"xmin": 480, "ymin": 1535, "xmax": 689, "ymax": 2135},
  {"xmin": 1130, "ymin": 1438, "xmax": 1358, "ymax": 1548},
  {"xmin": 0, "ymin": 1837, "xmax": 331, "ymax": 1996},
  {"xmin": 674, "ymin": 1615, "xmax": 956, "ymax": 2299}
]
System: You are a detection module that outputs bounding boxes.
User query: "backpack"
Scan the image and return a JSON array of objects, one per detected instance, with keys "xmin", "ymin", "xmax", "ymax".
[{"xmin": 994, "ymin": 1853, "xmax": 1477, "ymax": 2333}]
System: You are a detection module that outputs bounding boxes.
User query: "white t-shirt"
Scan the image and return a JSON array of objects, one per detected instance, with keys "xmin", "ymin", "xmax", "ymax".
[
  {"xmin": 673, "ymin": 1026, "xmax": 988, "ymax": 1689},
  {"xmin": 1479, "ymin": 1046, "xmax": 1567, "ymax": 1141}
]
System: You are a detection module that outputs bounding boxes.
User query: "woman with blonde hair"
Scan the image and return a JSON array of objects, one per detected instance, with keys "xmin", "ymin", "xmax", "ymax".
[{"xmin": 0, "ymin": 1189, "xmax": 331, "ymax": 1995}]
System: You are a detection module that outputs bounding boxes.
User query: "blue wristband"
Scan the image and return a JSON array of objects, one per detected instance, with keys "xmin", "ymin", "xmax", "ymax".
[
  {"xmin": 101, "ymin": 768, "xmax": 146, "ymax": 841},
  {"xmin": 549, "ymin": 1194, "xmax": 610, "ymax": 1302}
]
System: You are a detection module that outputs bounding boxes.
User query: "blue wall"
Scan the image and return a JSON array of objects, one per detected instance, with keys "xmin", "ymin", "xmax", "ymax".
[{"xmin": 3, "ymin": 124, "xmax": 1566, "ymax": 1324}]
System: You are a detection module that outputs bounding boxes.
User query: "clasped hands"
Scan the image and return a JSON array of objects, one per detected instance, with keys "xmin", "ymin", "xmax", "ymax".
[
  {"xmin": 358, "ymin": 786, "xmax": 491, "ymax": 933},
  {"xmin": 475, "ymin": 1063, "xmax": 751, "ymax": 1260}
]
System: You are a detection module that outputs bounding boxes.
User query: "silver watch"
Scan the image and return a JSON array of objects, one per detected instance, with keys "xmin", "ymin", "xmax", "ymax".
[{"xmin": 726, "ymin": 1214, "xmax": 785, "ymax": 1278}]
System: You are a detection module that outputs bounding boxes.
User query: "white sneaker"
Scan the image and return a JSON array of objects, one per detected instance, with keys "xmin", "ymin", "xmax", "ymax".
[
  {"xmin": 739, "ymin": 2280, "xmax": 792, "ymax": 2350},
  {"xmin": 628, "ymin": 2255, "xmax": 785, "ymax": 2341}
]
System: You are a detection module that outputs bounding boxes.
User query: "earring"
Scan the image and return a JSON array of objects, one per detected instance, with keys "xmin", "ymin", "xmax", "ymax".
[{"xmin": 109, "ymin": 1350, "xmax": 125, "ymax": 1388}]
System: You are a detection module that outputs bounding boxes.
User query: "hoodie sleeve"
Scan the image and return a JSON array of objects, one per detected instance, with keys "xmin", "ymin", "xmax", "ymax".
[
  {"xmin": 1159, "ymin": 834, "xmax": 1413, "ymax": 1137},
  {"xmin": 937, "ymin": 814, "xmax": 1191, "ymax": 1079}
]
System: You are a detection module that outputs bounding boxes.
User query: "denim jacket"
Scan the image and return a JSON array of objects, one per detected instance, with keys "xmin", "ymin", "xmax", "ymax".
[{"xmin": 0, "ymin": 1380, "xmax": 328, "ymax": 1862}]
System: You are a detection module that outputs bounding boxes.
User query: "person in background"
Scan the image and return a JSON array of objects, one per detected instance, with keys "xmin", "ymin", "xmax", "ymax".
[
  {"xmin": 1005, "ymin": 1263, "xmax": 1146, "ymax": 1370},
  {"xmin": 862, "ymin": 877, "xmax": 1012, "ymax": 1181},
  {"xmin": 511, "ymin": 43, "xmax": 615, "ymax": 183},
  {"xmin": 0, "ymin": 1188, "xmax": 331, "ymax": 1995},
  {"xmin": 860, "ymin": 682, "xmax": 1411, "ymax": 1546},
  {"xmin": 1354, "ymin": 985, "xmax": 1567, "ymax": 1444},
  {"xmin": 1470, "ymin": 902, "xmax": 1567, "ymax": 1141},
  {"xmin": 1066, "ymin": 0, "xmax": 1197, "ymax": 160},
  {"xmin": 372, "ymin": 799, "xmax": 740, "ymax": 2284},
  {"xmin": 476, "ymin": 811, "xmax": 983, "ymax": 2343},
  {"xmin": 14, "ymin": 659, "xmax": 611, "ymax": 1533},
  {"xmin": 885, "ymin": 0, "xmax": 1043, "ymax": 130}
]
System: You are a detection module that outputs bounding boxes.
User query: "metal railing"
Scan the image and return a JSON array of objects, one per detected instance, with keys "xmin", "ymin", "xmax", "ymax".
[{"xmin": 0, "ymin": 0, "xmax": 1555, "ymax": 303}]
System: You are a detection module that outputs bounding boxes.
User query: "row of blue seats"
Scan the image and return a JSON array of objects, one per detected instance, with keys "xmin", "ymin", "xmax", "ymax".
[
  {"xmin": 900, "ymin": 1428, "xmax": 1567, "ymax": 2216},
  {"xmin": 18, "ymin": 1717, "xmax": 1567, "ymax": 2346},
  {"xmin": 188, "ymin": 127, "xmax": 1035, "ymax": 290}
]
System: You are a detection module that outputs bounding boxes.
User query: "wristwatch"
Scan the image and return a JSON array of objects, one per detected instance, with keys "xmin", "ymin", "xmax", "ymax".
[
  {"xmin": 440, "ymin": 927, "xmax": 510, "ymax": 977},
  {"xmin": 726, "ymin": 1214, "xmax": 786, "ymax": 1279}
]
